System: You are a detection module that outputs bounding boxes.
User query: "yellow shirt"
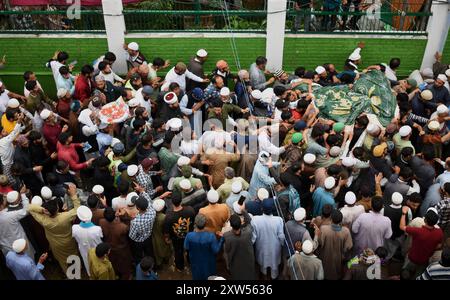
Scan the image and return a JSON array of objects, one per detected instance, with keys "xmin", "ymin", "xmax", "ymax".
[
  {"xmin": 1, "ymin": 114, "xmax": 16, "ymax": 134},
  {"xmin": 88, "ymin": 248, "xmax": 116, "ymax": 280}
]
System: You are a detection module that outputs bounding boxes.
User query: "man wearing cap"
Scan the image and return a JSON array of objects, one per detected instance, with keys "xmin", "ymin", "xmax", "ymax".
[
  {"xmin": 284, "ymin": 208, "xmax": 313, "ymax": 258},
  {"xmin": 180, "ymin": 87, "xmax": 206, "ymax": 127},
  {"xmin": 426, "ymin": 74, "xmax": 449, "ymax": 107},
  {"xmin": 94, "ymin": 74, "xmax": 124, "ymax": 104},
  {"xmin": 186, "ymin": 49, "xmax": 208, "ymax": 91},
  {"xmin": 72, "ymin": 206, "xmax": 103, "ymax": 276},
  {"xmin": 124, "ymin": 42, "xmax": 147, "ymax": 69},
  {"xmin": 383, "ymin": 192, "xmax": 407, "ymax": 260},
  {"xmin": 129, "ymin": 196, "xmax": 156, "ymax": 264},
  {"xmin": 224, "ymin": 179, "xmax": 251, "ymax": 210},
  {"xmin": 400, "ymin": 206, "xmax": 444, "ymax": 279},
  {"xmin": 217, "ymin": 167, "xmax": 249, "ymax": 202},
  {"xmin": 184, "ymin": 214, "xmax": 224, "ymax": 280},
  {"xmin": 162, "ymin": 62, "xmax": 208, "ymax": 93},
  {"xmin": 340, "ymin": 191, "xmax": 365, "ymax": 229},
  {"xmin": 203, "ymin": 75, "xmax": 225, "ymax": 107},
  {"xmin": 251, "ymin": 198, "xmax": 285, "ymax": 279},
  {"xmin": 55, "ymin": 88, "xmax": 72, "ymax": 120},
  {"xmin": 393, "ymin": 125, "xmax": 415, "ymax": 156},
  {"xmin": 411, "ymin": 89, "xmax": 435, "ymax": 119},
  {"xmin": 135, "ymin": 85, "xmax": 154, "ymax": 117},
  {"xmin": 0, "ymin": 190, "xmax": 35, "ymax": 260},
  {"xmin": 199, "ymin": 190, "xmax": 230, "ymax": 233},
  {"xmin": 0, "ymin": 113, "xmax": 24, "ymax": 180},
  {"xmin": 248, "ymin": 151, "xmax": 279, "ymax": 200},
  {"xmin": 151, "ymin": 199, "xmax": 172, "ymax": 269},
  {"xmin": 28, "ymin": 183, "xmax": 80, "ymax": 272},
  {"xmin": 41, "ymin": 109, "xmax": 64, "ymax": 153},
  {"xmin": 212, "ymin": 60, "xmax": 234, "ymax": 87},
  {"xmin": 125, "ymin": 73, "xmax": 143, "ymax": 97},
  {"xmin": 160, "ymin": 92, "xmax": 184, "ymax": 122},
  {"xmin": 0, "ymin": 81, "xmax": 27, "ymax": 116},
  {"xmin": 74, "ymin": 65, "xmax": 95, "ymax": 107},
  {"xmin": 312, "ymin": 177, "xmax": 337, "ymax": 218},
  {"xmin": 287, "ymin": 239, "xmax": 324, "ymax": 280},
  {"xmin": 5, "ymin": 239, "xmax": 47, "ymax": 280}
]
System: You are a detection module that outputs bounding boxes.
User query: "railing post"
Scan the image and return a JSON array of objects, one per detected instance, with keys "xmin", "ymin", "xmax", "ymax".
[
  {"xmin": 194, "ymin": 0, "xmax": 200, "ymax": 26},
  {"xmin": 420, "ymin": 1, "xmax": 449, "ymax": 70},
  {"xmin": 265, "ymin": 0, "xmax": 287, "ymax": 72},
  {"xmin": 102, "ymin": 0, "xmax": 128, "ymax": 75}
]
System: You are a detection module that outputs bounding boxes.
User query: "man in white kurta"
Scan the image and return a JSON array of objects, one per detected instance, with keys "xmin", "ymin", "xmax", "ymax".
[
  {"xmin": 251, "ymin": 198, "xmax": 285, "ymax": 279},
  {"xmin": 0, "ymin": 191, "xmax": 35, "ymax": 259},
  {"xmin": 72, "ymin": 206, "xmax": 103, "ymax": 276}
]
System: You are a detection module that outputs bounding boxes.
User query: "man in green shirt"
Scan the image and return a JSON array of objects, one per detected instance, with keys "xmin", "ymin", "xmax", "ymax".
[
  {"xmin": 207, "ymin": 87, "xmax": 248, "ymax": 128},
  {"xmin": 393, "ymin": 125, "xmax": 416, "ymax": 156},
  {"xmin": 24, "ymin": 80, "xmax": 55, "ymax": 114}
]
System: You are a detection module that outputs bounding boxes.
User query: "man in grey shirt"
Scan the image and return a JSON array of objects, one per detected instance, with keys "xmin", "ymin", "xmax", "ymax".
[{"xmin": 249, "ymin": 56, "xmax": 275, "ymax": 90}]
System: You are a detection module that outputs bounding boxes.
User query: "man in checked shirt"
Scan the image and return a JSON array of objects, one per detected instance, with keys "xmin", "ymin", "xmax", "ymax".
[
  {"xmin": 129, "ymin": 196, "xmax": 156, "ymax": 265},
  {"xmin": 436, "ymin": 182, "xmax": 450, "ymax": 239}
]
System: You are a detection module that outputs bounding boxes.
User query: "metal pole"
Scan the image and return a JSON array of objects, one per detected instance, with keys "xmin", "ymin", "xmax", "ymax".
[{"xmin": 194, "ymin": 0, "xmax": 200, "ymax": 26}]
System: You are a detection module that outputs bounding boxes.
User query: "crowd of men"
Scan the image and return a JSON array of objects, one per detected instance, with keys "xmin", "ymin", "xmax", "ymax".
[{"xmin": 0, "ymin": 40, "xmax": 450, "ymax": 281}]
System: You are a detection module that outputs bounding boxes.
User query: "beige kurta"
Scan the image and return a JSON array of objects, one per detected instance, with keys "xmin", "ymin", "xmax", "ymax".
[
  {"xmin": 318, "ymin": 224, "xmax": 353, "ymax": 280},
  {"xmin": 199, "ymin": 203, "xmax": 231, "ymax": 233},
  {"xmin": 203, "ymin": 148, "xmax": 240, "ymax": 189},
  {"xmin": 28, "ymin": 195, "xmax": 80, "ymax": 273}
]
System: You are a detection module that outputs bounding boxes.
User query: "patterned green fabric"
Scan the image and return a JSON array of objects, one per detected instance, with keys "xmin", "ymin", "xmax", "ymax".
[{"xmin": 313, "ymin": 70, "xmax": 396, "ymax": 127}]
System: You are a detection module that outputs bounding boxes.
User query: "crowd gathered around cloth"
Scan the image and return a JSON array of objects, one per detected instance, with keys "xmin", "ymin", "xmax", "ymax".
[{"xmin": 1, "ymin": 41, "xmax": 450, "ymax": 280}]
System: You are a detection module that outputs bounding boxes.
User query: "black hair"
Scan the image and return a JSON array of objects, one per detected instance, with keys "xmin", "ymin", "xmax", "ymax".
[
  {"xmin": 140, "ymin": 256, "xmax": 155, "ymax": 273},
  {"xmin": 322, "ymin": 204, "xmax": 333, "ymax": 218},
  {"xmin": 401, "ymin": 147, "xmax": 414, "ymax": 158},
  {"xmin": 444, "ymin": 182, "xmax": 450, "ymax": 195},
  {"xmin": 273, "ymin": 86, "xmax": 287, "ymax": 97},
  {"xmin": 133, "ymin": 118, "xmax": 146, "ymax": 131},
  {"xmin": 81, "ymin": 64, "xmax": 94, "ymax": 76},
  {"xmin": 396, "ymin": 92, "xmax": 408, "ymax": 103},
  {"xmin": 59, "ymin": 66, "xmax": 69, "ymax": 76},
  {"xmin": 407, "ymin": 192, "xmax": 422, "ymax": 204},
  {"xmin": 104, "ymin": 52, "xmax": 116, "ymax": 62},
  {"xmin": 152, "ymin": 57, "xmax": 165, "ymax": 67},
  {"xmin": 58, "ymin": 132, "xmax": 72, "ymax": 145},
  {"xmin": 57, "ymin": 51, "xmax": 69, "ymax": 63},
  {"xmin": 23, "ymin": 70, "xmax": 34, "ymax": 81},
  {"xmin": 95, "ymin": 243, "xmax": 111, "ymax": 258},
  {"xmin": 399, "ymin": 166, "xmax": 413, "ymax": 181},
  {"xmin": 311, "ymin": 125, "xmax": 325, "ymax": 139},
  {"xmin": 255, "ymin": 56, "xmax": 267, "ymax": 66},
  {"xmin": 230, "ymin": 214, "xmax": 242, "ymax": 230},
  {"xmin": 43, "ymin": 200, "xmax": 59, "ymax": 217},
  {"xmin": 25, "ymin": 80, "xmax": 37, "ymax": 92},
  {"xmin": 360, "ymin": 185, "xmax": 373, "ymax": 198},
  {"xmin": 171, "ymin": 191, "xmax": 182, "ymax": 207},
  {"xmin": 422, "ymin": 148, "xmax": 435, "ymax": 161},
  {"xmin": 169, "ymin": 82, "xmax": 180, "ymax": 91},
  {"xmin": 118, "ymin": 180, "xmax": 130, "ymax": 195},
  {"xmin": 424, "ymin": 210, "xmax": 439, "ymax": 226},
  {"xmin": 389, "ymin": 58, "xmax": 401, "ymax": 69},
  {"xmin": 135, "ymin": 196, "xmax": 149, "ymax": 211},
  {"xmin": 98, "ymin": 61, "xmax": 108, "ymax": 71},
  {"xmin": 340, "ymin": 73, "xmax": 354, "ymax": 84},
  {"xmin": 103, "ymin": 207, "xmax": 115, "ymax": 222},
  {"xmin": 28, "ymin": 130, "xmax": 42, "ymax": 141},
  {"xmin": 152, "ymin": 118, "xmax": 164, "ymax": 130},
  {"xmin": 327, "ymin": 164, "xmax": 342, "ymax": 176},
  {"xmin": 134, "ymin": 107, "xmax": 146, "ymax": 118},
  {"xmin": 303, "ymin": 71, "xmax": 315, "ymax": 79},
  {"xmin": 5, "ymin": 109, "xmax": 18, "ymax": 121},
  {"xmin": 296, "ymin": 99, "xmax": 309, "ymax": 110},
  {"xmin": 326, "ymin": 134, "xmax": 340, "ymax": 147},
  {"xmin": 356, "ymin": 115, "xmax": 369, "ymax": 127},
  {"xmin": 352, "ymin": 147, "xmax": 364, "ymax": 159},
  {"xmin": 281, "ymin": 110, "xmax": 292, "ymax": 121},
  {"xmin": 56, "ymin": 160, "xmax": 69, "ymax": 171},
  {"xmin": 441, "ymin": 247, "xmax": 450, "ymax": 267},
  {"xmin": 294, "ymin": 66, "xmax": 306, "ymax": 78},
  {"xmin": 375, "ymin": 247, "xmax": 388, "ymax": 259},
  {"xmin": 378, "ymin": 64, "xmax": 386, "ymax": 73},
  {"xmin": 46, "ymin": 173, "xmax": 58, "ymax": 185},
  {"xmin": 87, "ymin": 194, "xmax": 99, "ymax": 209},
  {"xmin": 371, "ymin": 196, "xmax": 384, "ymax": 212},
  {"xmin": 331, "ymin": 209, "xmax": 343, "ymax": 224}
]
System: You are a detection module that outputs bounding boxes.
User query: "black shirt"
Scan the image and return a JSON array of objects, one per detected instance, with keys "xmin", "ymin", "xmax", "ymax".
[{"xmin": 163, "ymin": 206, "xmax": 196, "ymax": 240}]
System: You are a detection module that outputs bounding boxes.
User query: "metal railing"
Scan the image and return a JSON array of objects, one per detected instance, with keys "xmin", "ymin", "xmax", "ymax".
[{"xmin": 0, "ymin": 9, "xmax": 432, "ymax": 35}]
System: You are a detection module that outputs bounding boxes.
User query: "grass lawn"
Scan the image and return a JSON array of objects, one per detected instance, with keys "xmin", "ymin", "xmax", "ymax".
[{"xmin": 0, "ymin": 36, "xmax": 448, "ymax": 97}]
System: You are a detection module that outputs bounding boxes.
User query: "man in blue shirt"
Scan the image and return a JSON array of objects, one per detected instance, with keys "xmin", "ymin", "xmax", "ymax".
[
  {"xmin": 312, "ymin": 176, "xmax": 337, "ymax": 217},
  {"xmin": 6, "ymin": 239, "xmax": 47, "ymax": 280},
  {"xmin": 135, "ymin": 256, "xmax": 158, "ymax": 280}
]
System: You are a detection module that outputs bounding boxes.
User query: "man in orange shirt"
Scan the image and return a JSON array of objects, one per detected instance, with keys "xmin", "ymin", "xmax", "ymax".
[{"xmin": 199, "ymin": 189, "xmax": 230, "ymax": 233}]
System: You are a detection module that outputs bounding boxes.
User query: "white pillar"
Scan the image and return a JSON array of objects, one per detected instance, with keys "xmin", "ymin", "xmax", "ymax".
[
  {"xmin": 265, "ymin": 0, "xmax": 287, "ymax": 72},
  {"xmin": 102, "ymin": 0, "xmax": 128, "ymax": 75},
  {"xmin": 420, "ymin": 1, "xmax": 450, "ymax": 71}
]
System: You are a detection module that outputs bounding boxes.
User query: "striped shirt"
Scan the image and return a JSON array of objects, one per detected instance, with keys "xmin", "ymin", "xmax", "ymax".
[
  {"xmin": 417, "ymin": 262, "xmax": 450, "ymax": 280},
  {"xmin": 436, "ymin": 197, "xmax": 450, "ymax": 226}
]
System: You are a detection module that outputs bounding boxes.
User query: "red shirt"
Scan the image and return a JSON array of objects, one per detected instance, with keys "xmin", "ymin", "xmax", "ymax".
[
  {"xmin": 406, "ymin": 226, "xmax": 443, "ymax": 265},
  {"xmin": 57, "ymin": 142, "xmax": 88, "ymax": 171},
  {"xmin": 74, "ymin": 75, "xmax": 93, "ymax": 107},
  {"xmin": 57, "ymin": 99, "xmax": 71, "ymax": 119},
  {"xmin": 42, "ymin": 122, "xmax": 62, "ymax": 153},
  {"xmin": 291, "ymin": 109, "xmax": 303, "ymax": 121}
]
